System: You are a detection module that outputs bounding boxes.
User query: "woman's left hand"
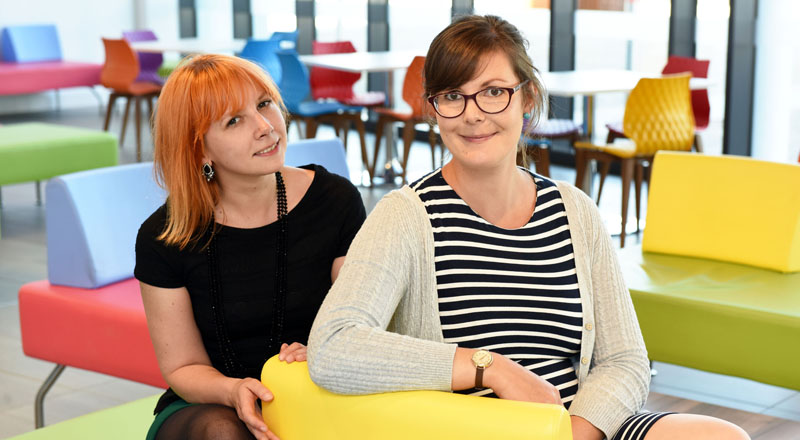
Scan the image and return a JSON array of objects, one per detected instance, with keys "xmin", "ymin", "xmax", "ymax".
[{"xmin": 278, "ymin": 342, "xmax": 307, "ymax": 363}]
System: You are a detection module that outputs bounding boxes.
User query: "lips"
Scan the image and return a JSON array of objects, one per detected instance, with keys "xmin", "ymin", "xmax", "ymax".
[
  {"xmin": 461, "ymin": 132, "xmax": 496, "ymax": 142},
  {"xmin": 254, "ymin": 138, "xmax": 280, "ymax": 156}
]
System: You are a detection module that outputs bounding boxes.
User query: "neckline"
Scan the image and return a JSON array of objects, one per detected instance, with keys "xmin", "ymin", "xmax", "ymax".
[{"xmin": 215, "ymin": 164, "xmax": 320, "ymax": 232}]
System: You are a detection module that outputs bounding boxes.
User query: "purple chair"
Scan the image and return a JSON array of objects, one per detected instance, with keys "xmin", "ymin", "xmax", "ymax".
[{"xmin": 122, "ymin": 30, "xmax": 164, "ymax": 85}]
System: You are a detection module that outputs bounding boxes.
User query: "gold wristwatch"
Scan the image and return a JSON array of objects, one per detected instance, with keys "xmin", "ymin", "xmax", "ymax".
[{"xmin": 471, "ymin": 350, "xmax": 493, "ymax": 389}]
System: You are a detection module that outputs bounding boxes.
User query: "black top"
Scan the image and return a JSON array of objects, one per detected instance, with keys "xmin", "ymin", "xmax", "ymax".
[{"xmin": 134, "ymin": 165, "xmax": 366, "ymax": 413}]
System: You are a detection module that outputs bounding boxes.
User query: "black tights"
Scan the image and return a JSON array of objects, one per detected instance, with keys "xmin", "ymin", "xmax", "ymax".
[{"xmin": 155, "ymin": 404, "xmax": 255, "ymax": 440}]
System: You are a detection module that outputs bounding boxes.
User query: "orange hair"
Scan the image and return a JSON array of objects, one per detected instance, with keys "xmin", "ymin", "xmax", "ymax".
[{"xmin": 153, "ymin": 54, "xmax": 287, "ymax": 250}]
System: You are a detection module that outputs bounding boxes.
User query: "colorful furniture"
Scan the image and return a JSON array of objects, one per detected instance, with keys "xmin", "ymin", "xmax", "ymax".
[
  {"xmin": 573, "ymin": 75, "xmax": 695, "ymax": 247},
  {"xmin": 0, "ymin": 122, "xmax": 117, "ymax": 212},
  {"xmin": 310, "ymin": 41, "xmax": 386, "ymax": 107},
  {"xmin": 122, "ymin": 30, "xmax": 165, "ymax": 85},
  {"xmin": 100, "ymin": 38, "xmax": 162, "ymax": 162},
  {"xmin": 7, "ymin": 395, "xmax": 159, "ymax": 439},
  {"xmin": 268, "ymin": 30, "xmax": 299, "ymax": 50},
  {"xmin": 372, "ymin": 56, "xmax": 440, "ymax": 182},
  {"xmin": 18, "ymin": 162, "xmax": 167, "ymax": 427},
  {"xmin": 277, "ymin": 50, "xmax": 370, "ymax": 176},
  {"xmin": 606, "ymin": 56, "xmax": 710, "ymax": 151},
  {"xmin": 239, "ymin": 38, "xmax": 283, "ymax": 84},
  {"xmin": 261, "ymin": 356, "xmax": 572, "ymax": 440},
  {"xmin": 0, "ymin": 24, "xmax": 102, "ymax": 96},
  {"xmin": 618, "ymin": 151, "xmax": 800, "ymax": 390}
]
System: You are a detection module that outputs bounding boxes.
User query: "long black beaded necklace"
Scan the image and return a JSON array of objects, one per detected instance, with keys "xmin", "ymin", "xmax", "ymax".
[{"xmin": 206, "ymin": 171, "xmax": 288, "ymax": 378}]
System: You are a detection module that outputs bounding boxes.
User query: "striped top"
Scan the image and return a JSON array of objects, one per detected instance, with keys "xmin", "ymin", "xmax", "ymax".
[{"xmin": 411, "ymin": 169, "xmax": 583, "ymax": 406}]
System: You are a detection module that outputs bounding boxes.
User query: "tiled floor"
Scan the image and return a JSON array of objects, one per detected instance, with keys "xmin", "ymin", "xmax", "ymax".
[{"xmin": 0, "ymin": 106, "xmax": 798, "ymax": 438}]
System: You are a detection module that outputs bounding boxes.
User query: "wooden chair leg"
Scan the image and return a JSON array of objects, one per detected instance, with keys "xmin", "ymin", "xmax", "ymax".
[
  {"xmin": 574, "ymin": 148, "xmax": 589, "ymax": 195},
  {"xmin": 596, "ymin": 159, "xmax": 611, "ymax": 204},
  {"xmin": 135, "ymin": 96, "xmax": 143, "ymax": 162},
  {"xmin": 619, "ymin": 158, "xmax": 635, "ymax": 248},
  {"xmin": 354, "ymin": 117, "xmax": 370, "ymax": 179},
  {"xmin": 119, "ymin": 98, "xmax": 132, "ymax": 147},
  {"xmin": 634, "ymin": 160, "xmax": 644, "ymax": 232},
  {"xmin": 693, "ymin": 133, "xmax": 704, "ymax": 153},
  {"xmin": 305, "ymin": 118, "xmax": 318, "ymax": 139},
  {"xmin": 371, "ymin": 117, "xmax": 386, "ymax": 179},
  {"xmin": 103, "ymin": 93, "xmax": 118, "ymax": 131},
  {"xmin": 535, "ymin": 145, "xmax": 551, "ymax": 177},
  {"xmin": 428, "ymin": 128, "xmax": 438, "ymax": 169},
  {"xmin": 400, "ymin": 123, "xmax": 416, "ymax": 183}
]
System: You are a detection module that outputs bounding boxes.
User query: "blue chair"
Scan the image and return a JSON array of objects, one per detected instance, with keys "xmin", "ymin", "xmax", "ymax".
[
  {"xmin": 276, "ymin": 50, "xmax": 370, "ymax": 176},
  {"xmin": 239, "ymin": 38, "xmax": 283, "ymax": 84},
  {"xmin": 1, "ymin": 24, "xmax": 62, "ymax": 62},
  {"xmin": 284, "ymin": 138, "xmax": 350, "ymax": 180},
  {"xmin": 268, "ymin": 30, "xmax": 299, "ymax": 50}
]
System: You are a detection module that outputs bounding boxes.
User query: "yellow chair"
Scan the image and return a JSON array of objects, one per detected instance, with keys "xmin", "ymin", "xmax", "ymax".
[
  {"xmin": 261, "ymin": 356, "xmax": 572, "ymax": 440},
  {"xmin": 574, "ymin": 74, "xmax": 695, "ymax": 247}
]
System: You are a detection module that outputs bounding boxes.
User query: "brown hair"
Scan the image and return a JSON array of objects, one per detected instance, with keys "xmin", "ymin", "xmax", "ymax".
[
  {"xmin": 152, "ymin": 54, "xmax": 287, "ymax": 250},
  {"xmin": 424, "ymin": 15, "xmax": 547, "ymax": 154}
]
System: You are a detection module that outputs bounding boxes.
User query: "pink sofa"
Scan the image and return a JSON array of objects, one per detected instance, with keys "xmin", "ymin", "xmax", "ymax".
[{"xmin": 0, "ymin": 24, "xmax": 101, "ymax": 96}]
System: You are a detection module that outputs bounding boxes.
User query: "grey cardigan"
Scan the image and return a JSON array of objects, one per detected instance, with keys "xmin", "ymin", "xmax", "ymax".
[{"xmin": 308, "ymin": 181, "xmax": 650, "ymax": 438}]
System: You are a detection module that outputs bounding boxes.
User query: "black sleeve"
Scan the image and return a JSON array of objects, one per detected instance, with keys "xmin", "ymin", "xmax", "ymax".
[
  {"xmin": 335, "ymin": 176, "xmax": 367, "ymax": 258},
  {"xmin": 134, "ymin": 205, "xmax": 185, "ymax": 288}
]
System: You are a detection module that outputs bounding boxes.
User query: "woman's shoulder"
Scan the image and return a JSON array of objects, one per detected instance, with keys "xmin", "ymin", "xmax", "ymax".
[
  {"xmin": 138, "ymin": 203, "xmax": 169, "ymax": 239},
  {"xmin": 301, "ymin": 164, "xmax": 362, "ymax": 205}
]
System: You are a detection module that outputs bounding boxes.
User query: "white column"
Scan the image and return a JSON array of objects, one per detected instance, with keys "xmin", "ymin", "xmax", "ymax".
[{"xmin": 751, "ymin": 0, "xmax": 800, "ymax": 163}]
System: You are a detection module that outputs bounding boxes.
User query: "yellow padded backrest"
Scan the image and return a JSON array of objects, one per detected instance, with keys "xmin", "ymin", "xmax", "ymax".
[
  {"xmin": 643, "ymin": 151, "xmax": 800, "ymax": 273},
  {"xmin": 623, "ymin": 75, "xmax": 695, "ymax": 155},
  {"xmin": 261, "ymin": 356, "xmax": 572, "ymax": 439}
]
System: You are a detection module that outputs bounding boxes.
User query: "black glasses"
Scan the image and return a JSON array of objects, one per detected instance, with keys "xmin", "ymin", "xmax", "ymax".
[{"xmin": 427, "ymin": 80, "xmax": 529, "ymax": 118}]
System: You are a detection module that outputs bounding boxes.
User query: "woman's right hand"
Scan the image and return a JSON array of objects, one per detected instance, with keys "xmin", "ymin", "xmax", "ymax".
[
  {"xmin": 229, "ymin": 377, "xmax": 280, "ymax": 440},
  {"xmin": 484, "ymin": 354, "xmax": 563, "ymax": 406}
]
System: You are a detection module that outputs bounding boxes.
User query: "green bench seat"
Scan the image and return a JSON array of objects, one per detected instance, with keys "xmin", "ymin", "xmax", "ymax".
[
  {"xmin": 8, "ymin": 395, "xmax": 158, "ymax": 440},
  {"xmin": 0, "ymin": 122, "xmax": 117, "ymax": 188},
  {"xmin": 619, "ymin": 245, "xmax": 800, "ymax": 390}
]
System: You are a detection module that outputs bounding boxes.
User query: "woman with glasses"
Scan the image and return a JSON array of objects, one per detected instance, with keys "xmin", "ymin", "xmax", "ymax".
[{"xmin": 308, "ymin": 15, "xmax": 748, "ymax": 440}]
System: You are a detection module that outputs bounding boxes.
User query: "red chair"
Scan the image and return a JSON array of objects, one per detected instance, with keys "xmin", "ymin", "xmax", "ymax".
[
  {"xmin": 310, "ymin": 41, "xmax": 386, "ymax": 107},
  {"xmin": 606, "ymin": 56, "xmax": 709, "ymax": 151},
  {"xmin": 101, "ymin": 38, "xmax": 161, "ymax": 162}
]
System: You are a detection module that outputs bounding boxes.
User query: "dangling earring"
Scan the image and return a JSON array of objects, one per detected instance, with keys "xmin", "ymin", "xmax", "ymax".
[
  {"xmin": 202, "ymin": 162, "xmax": 215, "ymax": 182},
  {"xmin": 523, "ymin": 112, "xmax": 532, "ymax": 120}
]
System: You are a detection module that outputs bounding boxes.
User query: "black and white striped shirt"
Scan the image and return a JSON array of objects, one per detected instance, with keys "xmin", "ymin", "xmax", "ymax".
[{"xmin": 412, "ymin": 168, "xmax": 583, "ymax": 406}]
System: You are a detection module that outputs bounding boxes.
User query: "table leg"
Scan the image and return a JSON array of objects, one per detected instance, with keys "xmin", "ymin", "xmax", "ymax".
[
  {"xmin": 579, "ymin": 95, "xmax": 596, "ymax": 194},
  {"xmin": 378, "ymin": 70, "xmax": 402, "ymax": 183}
]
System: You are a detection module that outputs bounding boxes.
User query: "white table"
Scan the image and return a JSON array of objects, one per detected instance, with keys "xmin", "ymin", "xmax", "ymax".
[
  {"xmin": 130, "ymin": 38, "xmax": 247, "ymax": 55},
  {"xmin": 541, "ymin": 69, "xmax": 712, "ymax": 139},
  {"xmin": 299, "ymin": 50, "xmax": 423, "ymax": 183}
]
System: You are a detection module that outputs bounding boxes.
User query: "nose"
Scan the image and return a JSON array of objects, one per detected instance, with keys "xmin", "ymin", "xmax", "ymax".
[
  {"xmin": 462, "ymin": 95, "xmax": 484, "ymax": 123},
  {"xmin": 255, "ymin": 113, "xmax": 274, "ymax": 137}
]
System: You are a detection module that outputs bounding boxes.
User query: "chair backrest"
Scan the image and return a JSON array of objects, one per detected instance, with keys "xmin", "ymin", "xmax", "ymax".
[
  {"xmin": 239, "ymin": 38, "xmax": 283, "ymax": 85},
  {"xmin": 122, "ymin": 29, "xmax": 164, "ymax": 78},
  {"xmin": 284, "ymin": 138, "xmax": 350, "ymax": 179},
  {"xmin": 261, "ymin": 356, "xmax": 572, "ymax": 439},
  {"xmin": 403, "ymin": 56, "xmax": 428, "ymax": 117},
  {"xmin": 622, "ymin": 74, "xmax": 695, "ymax": 156},
  {"xmin": 310, "ymin": 41, "xmax": 360, "ymax": 101},
  {"xmin": 643, "ymin": 151, "xmax": 800, "ymax": 273},
  {"xmin": 268, "ymin": 30, "xmax": 299, "ymax": 50},
  {"xmin": 662, "ymin": 55, "xmax": 710, "ymax": 129},
  {"xmin": 101, "ymin": 38, "xmax": 140, "ymax": 91},
  {"xmin": 46, "ymin": 162, "xmax": 167, "ymax": 288},
  {"xmin": 276, "ymin": 50, "xmax": 311, "ymax": 113},
  {"xmin": 0, "ymin": 24, "xmax": 62, "ymax": 62}
]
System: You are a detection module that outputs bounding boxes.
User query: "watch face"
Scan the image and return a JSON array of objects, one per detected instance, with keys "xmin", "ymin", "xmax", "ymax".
[{"xmin": 472, "ymin": 350, "xmax": 492, "ymax": 368}]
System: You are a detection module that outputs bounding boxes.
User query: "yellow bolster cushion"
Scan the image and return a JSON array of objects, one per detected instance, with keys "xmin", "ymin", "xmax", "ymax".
[
  {"xmin": 643, "ymin": 151, "xmax": 800, "ymax": 273},
  {"xmin": 261, "ymin": 356, "xmax": 572, "ymax": 439}
]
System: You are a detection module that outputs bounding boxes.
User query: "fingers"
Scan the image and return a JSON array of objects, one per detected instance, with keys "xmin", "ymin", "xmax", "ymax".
[
  {"xmin": 278, "ymin": 342, "xmax": 307, "ymax": 363},
  {"xmin": 237, "ymin": 380, "xmax": 279, "ymax": 440}
]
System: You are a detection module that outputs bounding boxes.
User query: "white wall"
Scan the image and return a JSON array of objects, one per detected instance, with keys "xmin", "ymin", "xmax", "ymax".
[{"xmin": 0, "ymin": 0, "xmax": 136, "ymax": 115}]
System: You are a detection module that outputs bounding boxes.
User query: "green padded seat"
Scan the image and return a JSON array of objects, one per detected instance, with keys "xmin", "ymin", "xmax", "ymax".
[
  {"xmin": 619, "ymin": 244, "xmax": 800, "ymax": 391},
  {"xmin": 0, "ymin": 122, "xmax": 118, "ymax": 187},
  {"xmin": 8, "ymin": 395, "xmax": 158, "ymax": 440}
]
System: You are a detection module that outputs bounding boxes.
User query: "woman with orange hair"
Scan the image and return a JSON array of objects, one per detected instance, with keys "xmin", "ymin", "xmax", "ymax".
[{"xmin": 134, "ymin": 54, "xmax": 365, "ymax": 440}]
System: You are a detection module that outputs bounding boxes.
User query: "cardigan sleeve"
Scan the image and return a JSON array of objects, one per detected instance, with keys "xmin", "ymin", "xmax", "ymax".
[
  {"xmin": 564, "ymin": 186, "xmax": 651, "ymax": 438},
  {"xmin": 307, "ymin": 190, "xmax": 458, "ymax": 395}
]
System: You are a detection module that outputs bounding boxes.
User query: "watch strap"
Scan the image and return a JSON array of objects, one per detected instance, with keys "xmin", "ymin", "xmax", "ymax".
[{"xmin": 475, "ymin": 366, "xmax": 485, "ymax": 389}]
